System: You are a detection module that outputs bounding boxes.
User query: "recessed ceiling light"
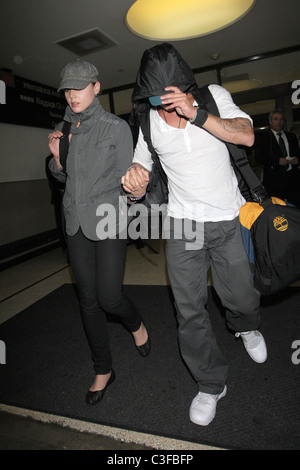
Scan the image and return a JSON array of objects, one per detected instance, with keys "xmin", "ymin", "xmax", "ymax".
[{"xmin": 14, "ymin": 55, "xmax": 23, "ymax": 65}]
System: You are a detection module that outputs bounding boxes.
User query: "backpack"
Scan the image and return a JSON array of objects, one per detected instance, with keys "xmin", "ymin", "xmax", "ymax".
[
  {"xmin": 239, "ymin": 198, "xmax": 300, "ymax": 295},
  {"xmin": 138, "ymin": 85, "xmax": 300, "ymax": 296}
]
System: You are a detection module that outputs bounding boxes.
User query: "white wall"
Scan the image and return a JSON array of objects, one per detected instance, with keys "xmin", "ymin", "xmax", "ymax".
[
  {"xmin": 0, "ymin": 122, "xmax": 57, "ymax": 246},
  {"xmin": 0, "ymin": 123, "xmax": 51, "ymax": 182}
]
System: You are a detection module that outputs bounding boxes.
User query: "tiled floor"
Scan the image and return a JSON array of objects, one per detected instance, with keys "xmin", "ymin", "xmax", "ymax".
[{"xmin": 0, "ymin": 240, "xmax": 217, "ymax": 450}]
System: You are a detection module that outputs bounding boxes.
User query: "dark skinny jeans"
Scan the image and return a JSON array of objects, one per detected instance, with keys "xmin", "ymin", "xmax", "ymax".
[{"xmin": 67, "ymin": 228, "xmax": 142, "ymax": 374}]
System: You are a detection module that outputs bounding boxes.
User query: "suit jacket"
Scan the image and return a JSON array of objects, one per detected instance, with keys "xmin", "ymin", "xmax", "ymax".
[{"xmin": 255, "ymin": 129, "xmax": 300, "ymax": 177}]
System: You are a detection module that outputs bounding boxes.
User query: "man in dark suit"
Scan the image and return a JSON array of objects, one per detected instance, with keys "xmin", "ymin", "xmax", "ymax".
[{"xmin": 255, "ymin": 109, "xmax": 300, "ymax": 208}]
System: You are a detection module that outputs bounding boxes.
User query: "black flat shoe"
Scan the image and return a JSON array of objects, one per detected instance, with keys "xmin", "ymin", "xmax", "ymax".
[
  {"xmin": 85, "ymin": 369, "xmax": 115, "ymax": 405},
  {"xmin": 136, "ymin": 336, "xmax": 151, "ymax": 357}
]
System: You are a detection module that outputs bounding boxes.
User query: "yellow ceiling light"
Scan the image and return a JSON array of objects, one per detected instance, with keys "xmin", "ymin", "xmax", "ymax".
[{"xmin": 125, "ymin": 0, "xmax": 256, "ymax": 41}]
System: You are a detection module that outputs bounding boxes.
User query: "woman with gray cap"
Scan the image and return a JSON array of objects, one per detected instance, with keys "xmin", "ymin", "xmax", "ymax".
[{"xmin": 48, "ymin": 59, "xmax": 150, "ymax": 405}]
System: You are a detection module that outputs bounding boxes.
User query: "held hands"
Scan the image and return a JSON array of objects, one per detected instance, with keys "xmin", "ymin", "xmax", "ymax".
[
  {"xmin": 279, "ymin": 156, "xmax": 299, "ymax": 166},
  {"xmin": 290, "ymin": 157, "xmax": 299, "ymax": 165},
  {"xmin": 121, "ymin": 165, "xmax": 150, "ymax": 198}
]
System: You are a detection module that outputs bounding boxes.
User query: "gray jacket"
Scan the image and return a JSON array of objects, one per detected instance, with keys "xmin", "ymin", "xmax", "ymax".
[{"xmin": 49, "ymin": 98, "xmax": 132, "ymax": 240}]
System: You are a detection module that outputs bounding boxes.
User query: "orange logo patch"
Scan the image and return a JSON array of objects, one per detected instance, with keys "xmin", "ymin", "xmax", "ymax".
[{"xmin": 273, "ymin": 216, "xmax": 288, "ymax": 231}]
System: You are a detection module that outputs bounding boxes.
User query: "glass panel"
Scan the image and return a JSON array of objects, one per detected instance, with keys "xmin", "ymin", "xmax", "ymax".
[
  {"xmin": 194, "ymin": 70, "xmax": 219, "ymax": 88},
  {"xmin": 221, "ymin": 51, "xmax": 300, "ymax": 93},
  {"xmin": 239, "ymin": 99, "xmax": 276, "ymax": 131},
  {"xmin": 239, "ymin": 99, "xmax": 276, "ymax": 116},
  {"xmin": 290, "ymin": 123, "xmax": 300, "ymax": 145},
  {"xmin": 113, "ymin": 88, "xmax": 133, "ymax": 116},
  {"xmin": 99, "ymin": 93, "xmax": 110, "ymax": 112}
]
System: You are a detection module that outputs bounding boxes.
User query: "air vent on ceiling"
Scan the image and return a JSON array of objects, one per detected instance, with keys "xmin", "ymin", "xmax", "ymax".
[{"xmin": 54, "ymin": 28, "xmax": 117, "ymax": 56}]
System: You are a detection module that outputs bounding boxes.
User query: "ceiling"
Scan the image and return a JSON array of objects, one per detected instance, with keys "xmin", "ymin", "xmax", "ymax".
[{"xmin": 0, "ymin": 0, "xmax": 300, "ymax": 93}]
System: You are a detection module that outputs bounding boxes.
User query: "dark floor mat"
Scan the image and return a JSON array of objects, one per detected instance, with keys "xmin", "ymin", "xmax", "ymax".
[{"xmin": 0, "ymin": 284, "xmax": 299, "ymax": 450}]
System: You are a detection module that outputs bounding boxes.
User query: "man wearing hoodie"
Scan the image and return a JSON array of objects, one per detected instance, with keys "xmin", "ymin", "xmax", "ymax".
[{"xmin": 122, "ymin": 43, "xmax": 267, "ymax": 426}]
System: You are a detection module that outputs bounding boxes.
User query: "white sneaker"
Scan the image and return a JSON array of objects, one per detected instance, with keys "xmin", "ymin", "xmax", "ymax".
[
  {"xmin": 189, "ymin": 386, "xmax": 227, "ymax": 426},
  {"xmin": 235, "ymin": 330, "xmax": 267, "ymax": 363}
]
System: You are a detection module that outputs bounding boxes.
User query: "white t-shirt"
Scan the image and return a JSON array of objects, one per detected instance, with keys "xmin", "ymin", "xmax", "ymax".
[{"xmin": 133, "ymin": 84, "xmax": 252, "ymax": 222}]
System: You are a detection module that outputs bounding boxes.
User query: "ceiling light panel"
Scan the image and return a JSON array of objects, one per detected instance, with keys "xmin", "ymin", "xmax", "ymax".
[{"xmin": 125, "ymin": 0, "xmax": 256, "ymax": 40}]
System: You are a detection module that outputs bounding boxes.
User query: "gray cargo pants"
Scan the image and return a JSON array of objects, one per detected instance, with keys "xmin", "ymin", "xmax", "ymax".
[{"xmin": 165, "ymin": 216, "xmax": 260, "ymax": 394}]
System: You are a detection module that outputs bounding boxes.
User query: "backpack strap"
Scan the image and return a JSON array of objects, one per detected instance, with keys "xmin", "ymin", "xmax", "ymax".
[
  {"xmin": 196, "ymin": 85, "xmax": 270, "ymax": 206},
  {"xmin": 139, "ymin": 112, "xmax": 168, "ymax": 192},
  {"xmin": 59, "ymin": 120, "xmax": 72, "ymax": 171}
]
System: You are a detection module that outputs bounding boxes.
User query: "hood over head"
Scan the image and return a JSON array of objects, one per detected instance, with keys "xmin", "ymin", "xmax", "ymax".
[
  {"xmin": 132, "ymin": 43, "xmax": 197, "ymax": 103},
  {"xmin": 129, "ymin": 43, "xmax": 198, "ymax": 141}
]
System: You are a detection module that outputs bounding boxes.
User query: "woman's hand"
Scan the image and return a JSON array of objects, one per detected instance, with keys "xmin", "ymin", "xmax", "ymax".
[
  {"xmin": 121, "ymin": 164, "xmax": 150, "ymax": 197},
  {"xmin": 48, "ymin": 130, "xmax": 63, "ymax": 170}
]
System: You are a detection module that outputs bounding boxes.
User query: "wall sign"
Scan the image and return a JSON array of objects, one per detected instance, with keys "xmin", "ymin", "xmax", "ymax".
[{"xmin": 0, "ymin": 72, "xmax": 66, "ymax": 129}]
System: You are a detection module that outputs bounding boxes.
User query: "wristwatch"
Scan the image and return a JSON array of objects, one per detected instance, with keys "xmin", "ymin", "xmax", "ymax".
[
  {"xmin": 189, "ymin": 109, "xmax": 198, "ymax": 123},
  {"xmin": 189, "ymin": 107, "xmax": 208, "ymax": 127}
]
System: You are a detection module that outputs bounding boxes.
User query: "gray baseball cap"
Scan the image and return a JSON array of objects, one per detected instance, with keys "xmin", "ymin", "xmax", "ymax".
[{"xmin": 58, "ymin": 59, "xmax": 99, "ymax": 92}]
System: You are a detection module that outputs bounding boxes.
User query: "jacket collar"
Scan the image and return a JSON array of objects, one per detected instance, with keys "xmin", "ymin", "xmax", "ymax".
[{"xmin": 63, "ymin": 97, "xmax": 103, "ymax": 132}]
